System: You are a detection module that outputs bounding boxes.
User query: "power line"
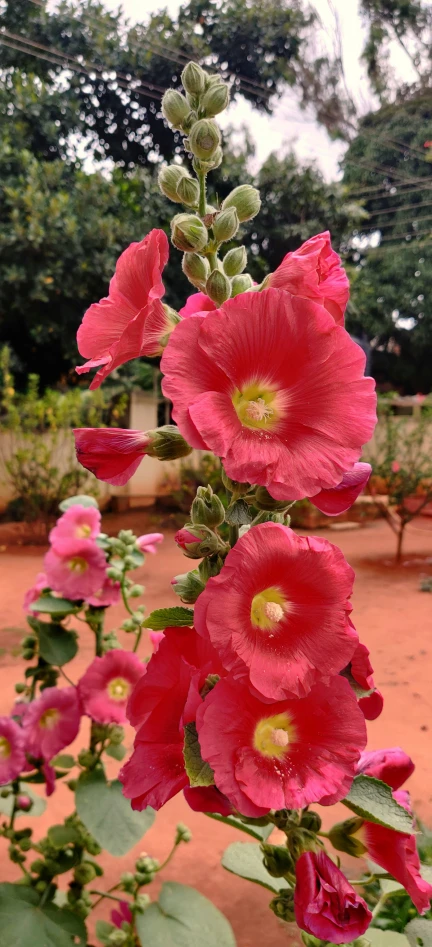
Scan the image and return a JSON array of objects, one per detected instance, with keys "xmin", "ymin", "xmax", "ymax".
[
  {"xmin": 367, "ymin": 197, "xmax": 432, "ymax": 218},
  {"xmin": 356, "ymin": 212, "xmax": 432, "ymax": 233}
]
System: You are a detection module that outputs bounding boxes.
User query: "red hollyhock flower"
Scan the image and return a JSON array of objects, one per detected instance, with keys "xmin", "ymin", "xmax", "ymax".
[
  {"xmin": 183, "ymin": 785, "xmax": 233, "ymax": 816},
  {"xmin": 161, "ymin": 288, "xmax": 376, "ymax": 501},
  {"xmin": 78, "ymin": 650, "xmax": 145, "ymax": 724},
  {"xmin": 294, "ymin": 850, "xmax": 372, "ymax": 944},
  {"xmin": 76, "ymin": 230, "xmax": 170, "ymax": 389},
  {"xmin": 310, "ymin": 463, "xmax": 371, "ymax": 516},
  {"xmin": 357, "ymin": 747, "xmax": 414, "ymax": 790},
  {"xmin": 196, "ymin": 676, "xmax": 366, "ymax": 813},
  {"xmin": 73, "ymin": 429, "xmax": 151, "ymax": 486},
  {"xmin": 194, "ymin": 523, "xmax": 358, "ymax": 700},
  {"xmin": 266, "ymin": 231, "xmax": 349, "ymax": 325},
  {"xmin": 179, "ymin": 292, "xmax": 217, "ymax": 317},
  {"xmin": 348, "ymin": 640, "xmax": 383, "ymax": 721}
]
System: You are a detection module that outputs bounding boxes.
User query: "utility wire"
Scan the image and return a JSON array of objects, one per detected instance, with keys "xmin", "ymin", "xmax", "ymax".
[{"xmin": 356, "ymin": 212, "xmax": 432, "ymax": 233}]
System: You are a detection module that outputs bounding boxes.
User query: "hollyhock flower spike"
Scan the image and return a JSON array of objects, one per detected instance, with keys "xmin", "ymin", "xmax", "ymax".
[
  {"xmin": 76, "ymin": 230, "xmax": 171, "ymax": 389},
  {"xmin": 294, "ymin": 850, "xmax": 372, "ymax": 944},
  {"xmin": 357, "ymin": 747, "xmax": 415, "ymax": 790},
  {"xmin": 22, "ymin": 687, "xmax": 81, "ymax": 761},
  {"xmin": 161, "ymin": 288, "xmax": 376, "ymax": 501},
  {"xmin": 73, "ymin": 429, "xmax": 151, "ymax": 486},
  {"xmin": 136, "ymin": 533, "xmax": 164, "ymax": 555},
  {"xmin": 195, "ymin": 522, "xmax": 358, "ymax": 700},
  {"xmin": 0, "ymin": 717, "xmax": 26, "ymax": 785},
  {"xmin": 179, "ymin": 292, "xmax": 217, "ymax": 317},
  {"xmin": 49, "ymin": 504, "xmax": 101, "ymax": 544},
  {"xmin": 23, "ymin": 572, "xmax": 48, "ymax": 615},
  {"xmin": 86, "ymin": 577, "xmax": 121, "ymax": 608},
  {"xmin": 265, "ymin": 231, "xmax": 350, "ymax": 325},
  {"xmin": 78, "ymin": 650, "xmax": 145, "ymax": 725},
  {"xmin": 44, "ymin": 537, "xmax": 107, "ymax": 600}
]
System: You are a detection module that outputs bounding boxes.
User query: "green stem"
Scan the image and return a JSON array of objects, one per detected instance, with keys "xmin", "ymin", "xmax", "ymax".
[
  {"xmin": 207, "ymin": 250, "xmax": 218, "ymax": 270},
  {"xmin": 133, "ymin": 627, "xmax": 143, "ymax": 654},
  {"xmin": 198, "ymin": 171, "xmax": 207, "ymax": 217},
  {"xmin": 59, "ymin": 666, "xmax": 75, "ymax": 686},
  {"xmin": 121, "ymin": 578, "xmax": 134, "ymax": 617},
  {"xmin": 228, "ymin": 524, "xmax": 239, "ymax": 547},
  {"xmin": 90, "ymin": 889, "xmax": 124, "ymax": 906},
  {"xmin": 156, "ymin": 840, "xmax": 180, "ymax": 873},
  {"xmin": 9, "ymin": 780, "xmax": 19, "ymax": 832},
  {"xmin": 372, "ymin": 891, "xmax": 391, "ymax": 919},
  {"xmin": 317, "ymin": 831, "xmax": 330, "ymax": 839}
]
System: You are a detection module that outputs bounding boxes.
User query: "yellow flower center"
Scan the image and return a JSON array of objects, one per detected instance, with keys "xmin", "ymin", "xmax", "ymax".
[
  {"xmin": 39, "ymin": 708, "xmax": 60, "ymax": 730},
  {"xmin": 233, "ymin": 382, "xmax": 280, "ymax": 430},
  {"xmin": 253, "ymin": 712, "xmax": 296, "ymax": 760},
  {"xmin": 107, "ymin": 677, "xmax": 130, "ymax": 701},
  {"xmin": 76, "ymin": 524, "xmax": 92, "ymax": 538},
  {"xmin": 251, "ymin": 587, "xmax": 288, "ymax": 630},
  {"xmin": 0, "ymin": 736, "xmax": 11, "ymax": 759},
  {"xmin": 68, "ymin": 556, "xmax": 88, "ymax": 574}
]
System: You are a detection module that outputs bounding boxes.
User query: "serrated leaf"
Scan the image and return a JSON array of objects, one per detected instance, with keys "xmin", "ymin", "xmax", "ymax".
[
  {"xmin": 205, "ymin": 812, "xmax": 274, "ymax": 841},
  {"xmin": 367, "ymin": 931, "xmax": 409, "ymax": 946},
  {"xmin": 405, "ymin": 917, "xmax": 432, "ymax": 946},
  {"xmin": 0, "ymin": 784, "xmax": 46, "ymax": 818},
  {"xmin": 143, "ymin": 607, "xmax": 194, "ymax": 630},
  {"xmin": 0, "ymin": 883, "xmax": 87, "ymax": 946},
  {"xmin": 225, "ymin": 499, "xmax": 252, "ymax": 526},
  {"xmin": 29, "ymin": 595, "xmax": 78, "ymax": 617},
  {"xmin": 135, "ymin": 882, "xmax": 236, "ymax": 947},
  {"xmin": 76, "ymin": 768, "xmax": 155, "ymax": 857},
  {"xmin": 343, "ymin": 776, "xmax": 414, "ymax": 833},
  {"xmin": 105, "ymin": 743, "xmax": 126, "ymax": 762},
  {"xmin": 183, "ymin": 723, "xmax": 215, "ymax": 788},
  {"xmin": 35, "ymin": 620, "xmax": 78, "ymax": 666},
  {"xmin": 59, "ymin": 494, "xmax": 99, "ymax": 512},
  {"xmin": 95, "ymin": 920, "xmax": 115, "ymax": 945},
  {"xmin": 48, "ymin": 824, "xmax": 81, "ymax": 848},
  {"xmin": 221, "ymin": 842, "xmax": 290, "ymax": 893}
]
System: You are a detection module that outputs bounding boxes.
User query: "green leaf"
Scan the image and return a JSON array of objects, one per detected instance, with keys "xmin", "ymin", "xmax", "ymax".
[
  {"xmin": 29, "ymin": 595, "xmax": 78, "ymax": 617},
  {"xmin": 75, "ymin": 768, "xmax": 155, "ymax": 857},
  {"xmin": 379, "ymin": 879, "xmax": 404, "ymax": 896},
  {"xmin": 59, "ymin": 494, "xmax": 99, "ymax": 512},
  {"xmin": 52, "ymin": 754, "xmax": 75, "ymax": 770},
  {"xmin": 183, "ymin": 723, "xmax": 215, "ymax": 788},
  {"xmin": 143, "ymin": 607, "xmax": 194, "ymax": 630},
  {"xmin": 367, "ymin": 932, "xmax": 409, "ymax": 946},
  {"xmin": 0, "ymin": 784, "xmax": 46, "ymax": 818},
  {"xmin": 221, "ymin": 842, "xmax": 290, "ymax": 893},
  {"xmin": 35, "ymin": 620, "xmax": 78, "ymax": 666},
  {"xmin": 135, "ymin": 882, "xmax": 236, "ymax": 947},
  {"xmin": 0, "ymin": 883, "xmax": 87, "ymax": 946},
  {"xmin": 225, "ymin": 499, "xmax": 252, "ymax": 526},
  {"xmin": 343, "ymin": 776, "xmax": 414, "ymax": 833},
  {"xmin": 105, "ymin": 743, "xmax": 126, "ymax": 762},
  {"xmin": 127, "ymin": 550, "xmax": 145, "ymax": 568},
  {"xmin": 205, "ymin": 812, "xmax": 274, "ymax": 841},
  {"xmin": 48, "ymin": 824, "xmax": 81, "ymax": 848},
  {"xmin": 95, "ymin": 920, "xmax": 115, "ymax": 945},
  {"xmin": 405, "ymin": 918, "xmax": 432, "ymax": 946}
]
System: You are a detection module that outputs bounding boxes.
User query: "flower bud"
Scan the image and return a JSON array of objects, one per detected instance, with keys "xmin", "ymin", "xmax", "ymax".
[
  {"xmin": 109, "ymin": 724, "xmax": 125, "ymax": 745},
  {"xmin": 134, "ymin": 893, "xmax": 151, "ymax": 912},
  {"xmin": 231, "ymin": 273, "xmax": 254, "ymax": 297},
  {"xmin": 269, "ymin": 890, "xmax": 295, "ymax": 922},
  {"xmin": 171, "ymin": 570, "xmax": 205, "ymax": 604},
  {"xmin": 175, "ymin": 525, "xmax": 228, "ymax": 559},
  {"xmin": 261, "ymin": 843, "xmax": 294, "ymax": 878},
  {"xmin": 108, "ymin": 931, "xmax": 128, "ymax": 946},
  {"xmin": 255, "ymin": 486, "xmax": 292, "ymax": 512},
  {"xmin": 213, "ymin": 207, "xmax": 239, "ymax": 244},
  {"xmin": 175, "ymin": 822, "xmax": 192, "ymax": 843},
  {"xmin": 182, "ymin": 252, "xmax": 210, "ymax": 288},
  {"xmin": 176, "ymin": 175, "xmax": 200, "ymax": 207},
  {"xmin": 74, "ymin": 862, "xmax": 97, "ymax": 885},
  {"xmin": 328, "ymin": 817, "xmax": 367, "ymax": 858},
  {"xmin": 223, "ymin": 245, "xmax": 247, "ymax": 277},
  {"xmin": 171, "ymin": 213, "xmax": 208, "ymax": 252},
  {"xmin": 222, "ymin": 184, "xmax": 261, "ymax": 222},
  {"xmin": 205, "ymin": 73, "xmax": 225, "ymax": 89},
  {"xmin": 120, "ymin": 872, "xmax": 135, "ymax": 893},
  {"xmin": 301, "ymin": 936, "xmax": 322, "ymax": 947},
  {"xmin": 162, "ymin": 89, "xmax": 191, "ymax": 129},
  {"xmin": 287, "ymin": 827, "xmax": 319, "ymax": 860},
  {"xmin": 146, "ymin": 425, "xmax": 192, "ymax": 461},
  {"xmin": 189, "ymin": 119, "xmax": 221, "ymax": 160},
  {"xmin": 201, "ymin": 81, "xmax": 230, "ymax": 117},
  {"xmin": 181, "ymin": 61, "xmax": 207, "ymax": 95},
  {"xmin": 221, "ymin": 468, "xmax": 249, "ymax": 495},
  {"xmin": 16, "ymin": 795, "xmax": 33, "ymax": 812},
  {"xmin": 158, "ymin": 164, "xmax": 187, "ymax": 203},
  {"xmin": 191, "ymin": 485, "xmax": 226, "ymax": 528},
  {"xmin": 206, "ymin": 269, "xmax": 231, "ymax": 305},
  {"xmin": 300, "ymin": 810, "xmax": 322, "ymax": 833}
]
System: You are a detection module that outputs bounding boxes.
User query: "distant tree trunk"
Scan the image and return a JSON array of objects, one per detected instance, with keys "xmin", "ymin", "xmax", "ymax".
[{"xmin": 395, "ymin": 523, "xmax": 405, "ymax": 564}]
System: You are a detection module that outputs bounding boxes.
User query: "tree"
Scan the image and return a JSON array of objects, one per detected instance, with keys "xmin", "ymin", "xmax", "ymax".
[{"xmin": 359, "ymin": 0, "xmax": 432, "ymax": 99}]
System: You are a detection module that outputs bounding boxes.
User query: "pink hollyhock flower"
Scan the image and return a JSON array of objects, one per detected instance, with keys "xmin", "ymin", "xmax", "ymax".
[
  {"xmin": 179, "ymin": 292, "xmax": 217, "ymax": 318},
  {"xmin": 174, "ymin": 527, "xmax": 207, "ymax": 555},
  {"xmin": 311, "ymin": 463, "xmax": 372, "ymax": 516},
  {"xmin": 76, "ymin": 230, "xmax": 170, "ymax": 389},
  {"xmin": 149, "ymin": 631, "xmax": 164, "ymax": 652},
  {"xmin": 161, "ymin": 288, "xmax": 376, "ymax": 501},
  {"xmin": 183, "ymin": 785, "xmax": 233, "ymax": 816},
  {"xmin": 86, "ymin": 577, "xmax": 121, "ymax": 608},
  {"xmin": 23, "ymin": 687, "xmax": 81, "ymax": 761},
  {"xmin": 392, "ymin": 460, "xmax": 401, "ymax": 473},
  {"xmin": 347, "ymin": 640, "xmax": 383, "ymax": 721},
  {"xmin": 42, "ymin": 761, "xmax": 56, "ymax": 797},
  {"xmin": 73, "ymin": 428, "xmax": 151, "ymax": 486},
  {"xmin": 294, "ymin": 850, "xmax": 372, "ymax": 944},
  {"xmin": 136, "ymin": 533, "xmax": 164, "ymax": 555},
  {"xmin": 78, "ymin": 650, "xmax": 145, "ymax": 725},
  {"xmin": 0, "ymin": 717, "xmax": 26, "ymax": 785},
  {"xmin": 266, "ymin": 231, "xmax": 350, "ymax": 325},
  {"xmin": 358, "ymin": 747, "xmax": 414, "ymax": 790},
  {"xmin": 44, "ymin": 538, "xmax": 107, "ymax": 600},
  {"xmin": 50, "ymin": 505, "xmax": 101, "ymax": 544},
  {"xmin": 194, "ymin": 523, "xmax": 357, "ymax": 700},
  {"xmin": 111, "ymin": 901, "xmax": 133, "ymax": 929},
  {"xmin": 196, "ymin": 675, "xmax": 366, "ymax": 814},
  {"xmin": 23, "ymin": 572, "xmax": 48, "ymax": 615},
  {"xmin": 357, "ymin": 792, "xmax": 432, "ymax": 914}
]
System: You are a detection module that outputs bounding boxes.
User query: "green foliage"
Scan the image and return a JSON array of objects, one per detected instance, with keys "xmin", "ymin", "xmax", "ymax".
[
  {"xmin": 221, "ymin": 842, "xmax": 291, "ymax": 893},
  {"xmin": 368, "ymin": 400, "xmax": 432, "ymax": 510},
  {"xmin": 29, "ymin": 596, "xmax": 78, "ymax": 617},
  {"xmin": 405, "ymin": 918, "xmax": 432, "ymax": 945},
  {"xmin": 367, "ymin": 932, "xmax": 409, "ymax": 946},
  {"xmin": 359, "ymin": 0, "xmax": 432, "ymax": 99},
  {"xmin": 0, "ymin": 785, "xmax": 47, "ymax": 818},
  {"xmin": 183, "ymin": 723, "xmax": 215, "ymax": 788},
  {"xmin": 33, "ymin": 620, "xmax": 78, "ymax": 667},
  {"xmin": 134, "ymin": 881, "xmax": 237, "ymax": 946},
  {"xmin": 343, "ymin": 775, "xmax": 415, "ymax": 833},
  {"xmin": 143, "ymin": 606, "xmax": 194, "ymax": 630},
  {"xmin": 75, "ymin": 768, "xmax": 155, "ymax": 857},
  {"xmin": 205, "ymin": 812, "xmax": 274, "ymax": 841},
  {"xmin": 0, "ymin": 883, "xmax": 86, "ymax": 947}
]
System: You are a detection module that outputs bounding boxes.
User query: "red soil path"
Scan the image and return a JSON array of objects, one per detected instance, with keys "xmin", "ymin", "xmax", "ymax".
[{"xmin": 0, "ymin": 518, "xmax": 431, "ymax": 946}]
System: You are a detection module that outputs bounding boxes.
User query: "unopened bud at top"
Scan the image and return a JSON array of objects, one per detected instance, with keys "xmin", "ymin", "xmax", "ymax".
[
  {"xmin": 182, "ymin": 252, "xmax": 210, "ymax": 288},
  {"xmin": 181, "ymin": 62, "xmax": 206, "ymax": 95},
  {"xmin": 222, "ymin": 184, "xmax": 261, "ymax": 222},
  {"xmin": 171, "ymin": 213, "xmax": 208, "ymax": 252},
  {"xmin": 146, "ymin": 425, "xmax": 192, "ymax": 462},
  {"xmin": 231, "ymin": 273, "xmax": 253, "ymax": 296},
  {"xmin": 175, "ymin": 524, "xmax": 228, "ymax": 559},
  {"xmin": 261, "ymin": 842, "xmax": 294, "ymax": 878},
  {"xmin": 201, "ymin": 81, "xmax": 230, "ymax": 117},
  {"xmin": 171, "ymin": 569, "xmax": 205, "ymax": 604},
  {"xmin": 223, "ymin": 245, "xmax": 247, "ymax": 277},
  {"xmin": 158, "ymin": 165, "xmax": 187, "ymax": 203},
  {"xmin": 189, "ymin": 119, "xmax": 221, "ymax": 161},
  {"xmin": 162, "ymin": 89, "xmax": 191, "ymax": 129},
  {"xmin": 328, "ymin": 817, "xmax": 367, "ymax": 858},
  {"xmin": 176, "ymin": 175, "xmax": 200, "ymax": 207},
  {"xmin": 213, "ymin": 207, "xmax": 239, "ymax": 243},
  {"xmin": 191, "ymin": 485, "xmax": 225, "ymax": 528},
  {"xmin": 206, "ymin": 269, "xmax": 231, "ymax": 306}
]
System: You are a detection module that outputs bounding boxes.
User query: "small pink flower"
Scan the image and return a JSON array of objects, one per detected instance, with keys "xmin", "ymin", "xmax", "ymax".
[
  {"xmin": 179, "ymin": 292, "xmax": 217, "ymax": 318},
  {"xmin": 111, "ymin": 901, "xmax": 133, "ymax": 929},
  {"xmin": 73, "ymin": 428, "xmax": 151, "ymax": 486},
  {"xmin": 76, "ymin": 230, "xmax": 170, "ymax": 389},
  {"xmin": 0, "ymin": 717, "xmax": 26, "ymax": 785},
  {"xmin": 136, "ymin": 533, "xmax": 164, "ymax": 555},
  {"xmin": 358, "ymin": 747, "xmax": 414, "ymax": 790},
  {"xmin": 311, "ymin": 463, "xmax": 372, "ymax": 516},
  {"xmin": 23, "ymin": 687, "xmax": 81, "ymax": 761},
  {"xmin": 49, "ymin": 505, "xmax": 101, "ymax": 544},
  {"xmin": 149, "ymin": 631, "xmax": 164, "ymax": 652},
  {"xmin": 86, "ymin": 577, "xmax": 121, "ymax": 608},
  {"xmin": 392, "ymin": 460, "xmax": 401, "ymax": 473},
  {"xmin": 267, "ymin": 231, "xmax": 350, "ymax": 325},
  {"xmin": 16, "ymin": 794, "xmax": 32, "ymax": 811},
  {"xmin": 78, "ymin": 650, "xmax": 145, "ymax": 724},
  {"xmin": 23, "ymin": 572, "xmax": 48, "ymax": 616},
  {"xmin": 42, "ymin": 761, "xmax": 56, "ymax": 797},
  {"xmin": 294, "ymin": 851, "xmax": 372, "ymax": 943},
  {"xmin": 174, "ymin": 527, "xmax": 206, "ymax": 554},
  {"xmin": 44, "ymin": 538, "xmax": 107, "ymax": 600}
]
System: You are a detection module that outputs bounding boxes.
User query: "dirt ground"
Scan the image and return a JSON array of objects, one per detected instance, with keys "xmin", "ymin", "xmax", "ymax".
[{"xmin": 0, "ymin": 516, "xmax": 431, "ymax": 947}]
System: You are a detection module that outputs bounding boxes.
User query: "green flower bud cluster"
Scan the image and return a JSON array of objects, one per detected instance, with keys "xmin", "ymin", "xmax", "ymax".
[
  {"xmin": 134, "ymin": 853, "xmax": 160, "ymax": 885},
  {"xmin": 269, "ymin": 889, "xmax": 296, "ymax": 922},
  {"xmin": 172, "ymin": 569, "xmax": 205, "ymax": 604},
  {"xmin": 21, "ymin": 633, "xmax": 37, "ymax": 661},
  {"xmin": 328, "ymin": 817, "xmax": 367, "ymax": 858},
  {"xmin": 191, "ymin": 485, "xmax": 226, "ymax": 528},
  {"xmin": 175, "ymin": 822, "xmax": 192, "ymax": 844},
  {"xmin": 146, "ymin": 425, "xmax": 192, "ymax": 462},
  {"xmin": 261, "ymin": 842, "xmax": 294, "ymax": 879}
]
